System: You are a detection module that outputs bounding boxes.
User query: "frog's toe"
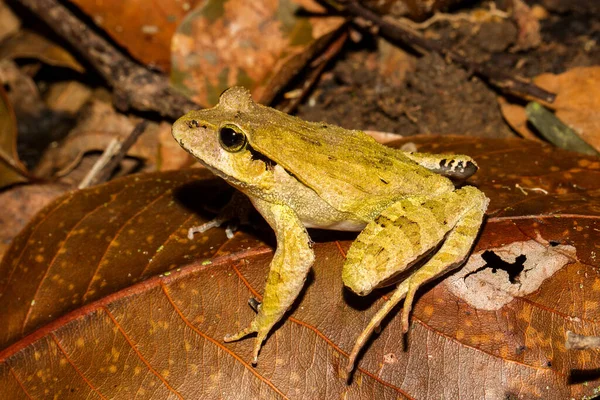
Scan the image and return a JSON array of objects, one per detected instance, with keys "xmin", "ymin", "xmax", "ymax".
[
  {"xmin": 223, "ymin": 321, "xmax": 258, "ymax": 343},
  {"xmin": 251, "ymin": 335, "xmax": 266, "ymax": 365},
  {"xmin": 401, "ymin": 284, "xmax": 419, "ymax": 333}
]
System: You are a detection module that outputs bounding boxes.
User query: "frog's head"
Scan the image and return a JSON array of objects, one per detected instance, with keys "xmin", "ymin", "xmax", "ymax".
[{"xmin": 172, "ymin": 87, "xmax": 277, "ymax": 191}]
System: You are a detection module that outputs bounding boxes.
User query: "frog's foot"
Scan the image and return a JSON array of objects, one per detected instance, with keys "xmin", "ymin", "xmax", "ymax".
[
  {"xmin": 224, "ymin": 321, "xmax": 271, "ymax": 364},
  {"xmin": 343, "ymin": 279, "xmax": 410, "ymax": 380},
  {"xmin": 223, "ymin": 298, "xmax": 263, "ymax": 363},
  {"xmin": 187, "ymin": 192, "xmax": 251, "ymax": 239},
  {"xmin": 187, "ymin": 217, "xmax": 229, "ymax": 239}
]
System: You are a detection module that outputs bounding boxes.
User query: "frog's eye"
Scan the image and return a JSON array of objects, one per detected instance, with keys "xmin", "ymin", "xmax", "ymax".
[{"xmin": 218, "ymin": 125, "xmax": 248, "ymax": 152}]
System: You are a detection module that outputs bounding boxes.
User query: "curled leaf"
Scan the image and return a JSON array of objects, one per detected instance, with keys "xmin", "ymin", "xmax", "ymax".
[
  {"xmin": 0, "ymin": 85, "xmax": 29, "ymax": 189},
  {"xmin": 0, "ymin": 30, "xmax": 84, "ymax": 73}
]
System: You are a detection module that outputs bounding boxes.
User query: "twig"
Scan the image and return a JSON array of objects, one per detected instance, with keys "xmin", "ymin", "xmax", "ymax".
[
  {"xmin": 78, "ymin": 120, "xmax": 148, "ymax": 188},
  {"xmin": 338, "ymin": 0, "xmax": 556, "ymax": 103},
  {"xmin": 280, "ymin": 31, "xmax": 348, "ymax": 114},
  {"xmin": 399, "ymin": 2, "xmax": 509, "ymax": 31},
  {"xmin": 14, "ymin": 0, "xmax": 198, "ymax": 119}
]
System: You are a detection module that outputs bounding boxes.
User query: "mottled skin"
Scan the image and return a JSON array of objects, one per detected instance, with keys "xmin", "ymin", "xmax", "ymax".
[{"xmin": 172, "ymin": 87, "xmax": 489, "ymax": 377}]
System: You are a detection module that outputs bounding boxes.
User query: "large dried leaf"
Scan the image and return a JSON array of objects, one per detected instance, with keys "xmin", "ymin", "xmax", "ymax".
[
  {"xmin": 170, "ymin": 0, "xmax": 345, "ymax": 106},
  {"xmin": 69, "ymin": 0, "xmax": 205, "ymax": 71},
  {"xmin": 0, "ymin": 85, "xmax": 29, "ymax": 188},
  {"xmin": 1, "ymin": 137, "xmax": 599, "ymax": 398}
]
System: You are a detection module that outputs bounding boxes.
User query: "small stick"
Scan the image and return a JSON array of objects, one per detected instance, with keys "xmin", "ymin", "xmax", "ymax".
[
  {"xmin": 338, "ymin": 0, "xmax": 556, "ymax": 103},
  {"xmin": 15, "ymin": 0, "xmax": 198, "ymax": 119},
  {"xmin": 79, "ymin": 120, "xmax": 149, "ymax": 188},
  {"xmin": 280, "ymin": 31, "xmax": 349, "ymax": 114}
]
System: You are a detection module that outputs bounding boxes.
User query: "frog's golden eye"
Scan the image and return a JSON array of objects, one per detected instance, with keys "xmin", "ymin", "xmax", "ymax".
[{"xmin": 219, "ymin": 125, "xmax": 247, "ymax": 152}]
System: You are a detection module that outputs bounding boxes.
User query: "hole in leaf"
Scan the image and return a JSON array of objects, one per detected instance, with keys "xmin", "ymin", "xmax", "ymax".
[{"xmin": 464, "ymin": 250, "xmax": 527, "ymax": 285}]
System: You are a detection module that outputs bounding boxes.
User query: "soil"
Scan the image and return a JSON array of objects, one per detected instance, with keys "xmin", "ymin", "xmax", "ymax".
[{"xmin": 296, "ymin": 1, "xmax": 600, "ymax": 140}]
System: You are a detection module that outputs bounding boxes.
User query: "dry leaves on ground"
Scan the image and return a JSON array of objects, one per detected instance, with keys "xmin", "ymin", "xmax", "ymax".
[{"xmin": 170, "ymin": 0, "xmax": 345, "ymax": 106}]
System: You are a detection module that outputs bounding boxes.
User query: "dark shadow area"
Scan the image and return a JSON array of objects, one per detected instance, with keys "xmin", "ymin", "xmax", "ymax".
[
  {"xmin": 568, "ymin": 368, "xmax": 600, "ymax": 385},
  {"xmin": 172, "ymin": 178, "xmax": 233, "ymax": 216}
]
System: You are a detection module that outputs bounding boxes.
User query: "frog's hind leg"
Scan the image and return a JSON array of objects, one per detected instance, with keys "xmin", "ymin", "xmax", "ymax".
[
  {"xmin": 343, "ymin": 186, "xmax": 488, "ymax": 377},
  {"xmin": 223, "ymin": 199, "xmax": 314, "ymax": 364}
]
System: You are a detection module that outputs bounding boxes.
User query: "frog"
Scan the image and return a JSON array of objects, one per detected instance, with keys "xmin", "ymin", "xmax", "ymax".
[{"xmin": 171, "ymin": 86, "xmax": 489, "ymax": 377}]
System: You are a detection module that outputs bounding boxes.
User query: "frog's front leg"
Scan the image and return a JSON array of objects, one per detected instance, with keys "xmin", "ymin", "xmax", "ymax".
[
  {"xmin": 342, "ymin": 186, "xmax": 488, "ymax": 376},
  {"xmin": 223, "ymin": 197, "xmax": 314, "ymax": 364}
]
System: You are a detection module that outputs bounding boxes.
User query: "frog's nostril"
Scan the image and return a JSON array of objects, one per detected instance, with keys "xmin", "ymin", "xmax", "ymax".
[{"xmin": 188, "ymin": 120, "xmax": 200, "ymax": 129}]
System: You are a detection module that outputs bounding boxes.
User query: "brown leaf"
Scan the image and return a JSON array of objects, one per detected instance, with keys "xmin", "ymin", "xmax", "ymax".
[
  {"xmin": 0, "ymin": 30, "xmax": 84, "ymax": 73},
  {"xmin": 170, "ymin": 0, "xmax": 345, "ymax": 106},
  {"xmin": 497, "ymin": 96, "xmax": 540, "ymax": 140},
  {"xmin": 34, "ymin": 101, "xmax": 193, "ymax": 178},
  {"xmin": 34, "ymin": 100, "xmax": 135, "ymax": 178},
  {"xmin": 0, "ymin": 183, "xmax": 68, "ymax": 260},
  {"xmin": 499, "ymin": 66, "xmax": 600, "ymax": 151},
  {"xmin": 0, "ymin": 137, "xmax": 599, "ymax": 398},
  {"xmin": 44, "ymin": 81, "xmax": 93, "ymax": 114},
  {"xmin": 0, "ymin": 0, "xmax": 20, "ymax": 43},
  {"xmin": 0, "ymin": 85, "xmax": 29, "ymax": 188},
  {"xmin": 69, "ymin": 0, "xmax": 205, "ymax": 71}
]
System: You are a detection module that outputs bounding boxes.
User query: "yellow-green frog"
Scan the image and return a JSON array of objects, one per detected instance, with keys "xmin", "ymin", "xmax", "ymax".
[{"xmin": 172, "ymin": 87, "xmax": 488, "ymax": 376}]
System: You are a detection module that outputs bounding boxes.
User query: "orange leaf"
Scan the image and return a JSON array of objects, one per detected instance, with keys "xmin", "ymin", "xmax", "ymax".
[
  {"xmin": 0, "ymin": 137, "xmax": 599, "ymax": 398},
  {"xmin": 70, "ymin": 0, "xmax": 205, "ymax": 71}
]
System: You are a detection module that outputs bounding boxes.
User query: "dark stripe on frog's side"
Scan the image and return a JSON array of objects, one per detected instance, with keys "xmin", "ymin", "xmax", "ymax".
[{"xmin": 297, "ymin": 133, "xmax": 322, "ymax": 146}]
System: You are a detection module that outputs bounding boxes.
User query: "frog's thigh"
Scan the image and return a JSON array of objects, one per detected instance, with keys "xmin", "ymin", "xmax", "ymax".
[
  {"xmin": 343, "ymin": 186, "xmax": 481, "ymax": 295},
  {"xmin": 223, "ymin": 198, "xmax": 314, "ymax": 364}
]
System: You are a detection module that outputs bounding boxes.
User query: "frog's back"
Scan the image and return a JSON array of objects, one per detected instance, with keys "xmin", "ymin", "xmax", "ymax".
[{"xmin": 247, "ymin": 103, "xmax": 454, "ymax": 219}]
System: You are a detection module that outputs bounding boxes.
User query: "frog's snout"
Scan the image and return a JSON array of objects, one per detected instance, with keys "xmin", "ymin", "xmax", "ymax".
[
  {"xmin": 171, "ymin": 117, "xmax": 188, "ymax": 143},
  {"xmin": 172, "ymin": 116, "xmax": 207, "ymax": 148}
]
